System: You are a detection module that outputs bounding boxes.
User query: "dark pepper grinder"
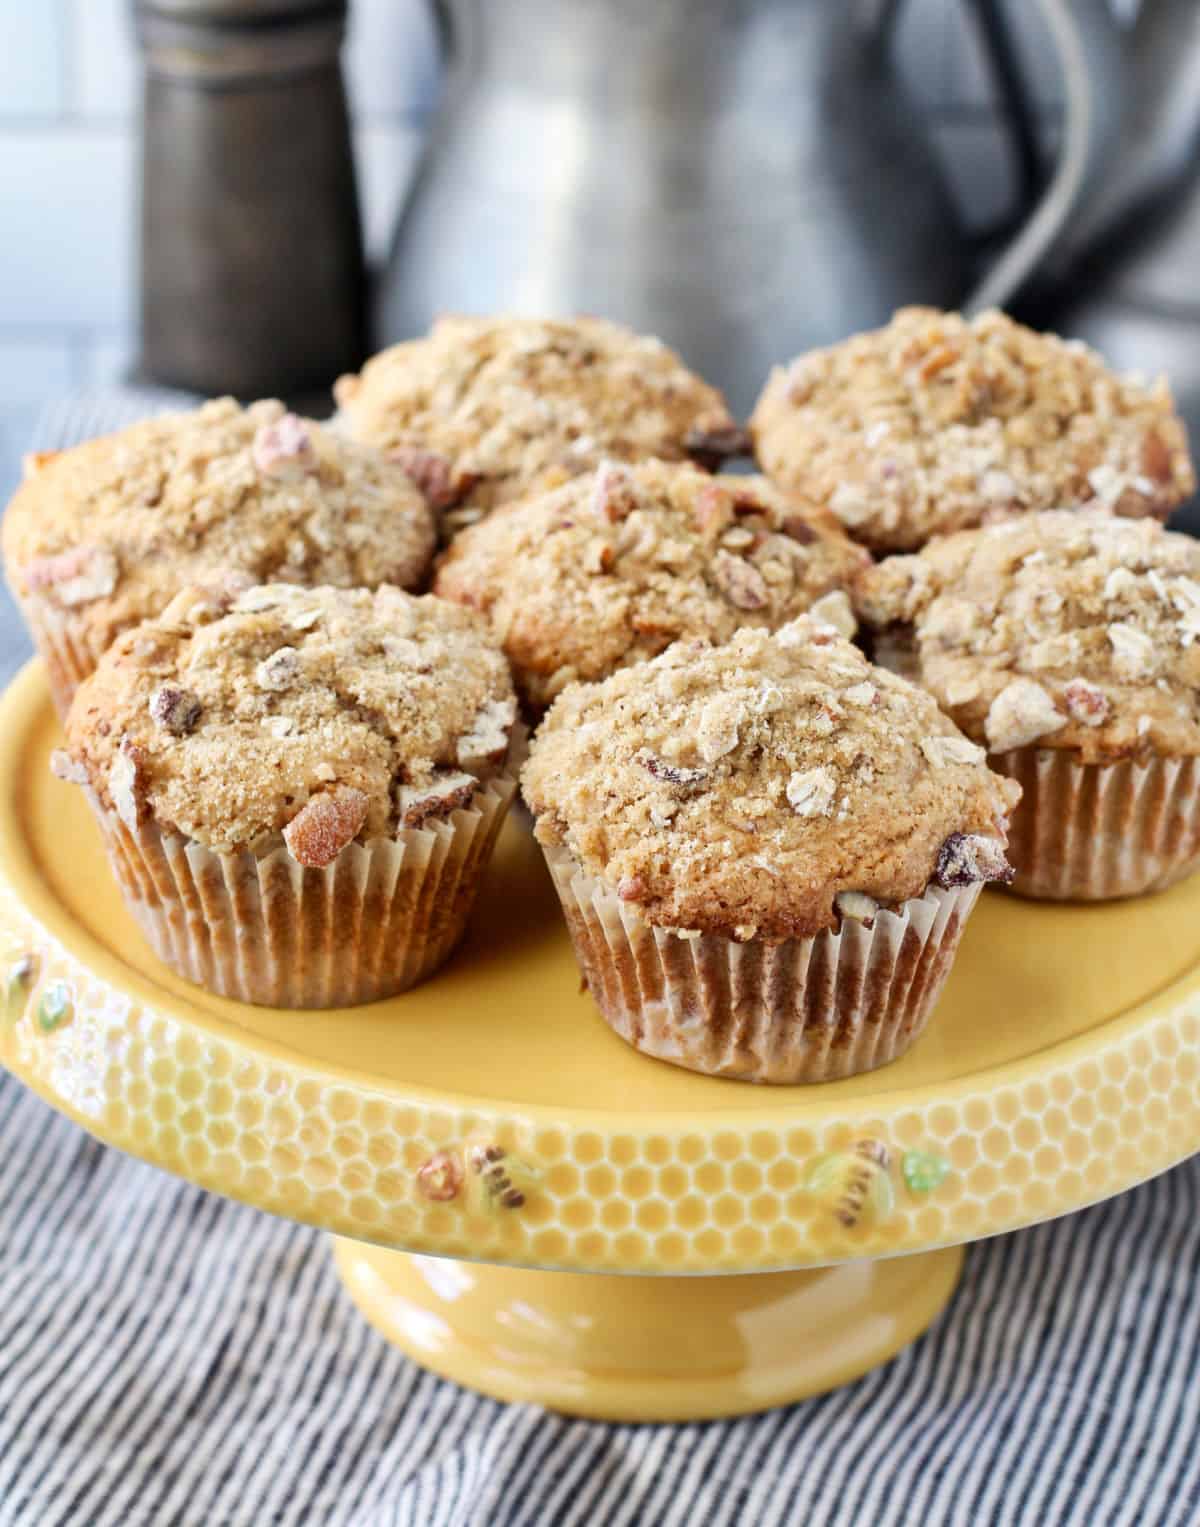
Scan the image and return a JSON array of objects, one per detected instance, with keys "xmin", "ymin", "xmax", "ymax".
[{"xmin": 133, "ymin": 0, "xmax": 366, "ymax": 404}]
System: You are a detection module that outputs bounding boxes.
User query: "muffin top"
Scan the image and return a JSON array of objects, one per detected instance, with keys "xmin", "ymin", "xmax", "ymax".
[
  {"xmin": 333, "ymin": 316, "xmax": 742, "ymax": 528},
  {"xmin": 3, "ymin": 398, "xmax": 436, "ymax": 660},
  {"xmin": 522, "ymin": 618, "xmax": 1020, "ymax": 940},
  {"xmin": 856, "ymin": 510, "xmax": 1200, "ymax": 762},
  {"xmin": 58, "ymin": 583, "xmax": 516, "ymax": 861},
  {"xmin": 750, "ymin": 307, "xmax": 1195, "ymax": 553},
  {"xmin": 434, "ymin": 460, "xmax": 869, "ymax": 708}
]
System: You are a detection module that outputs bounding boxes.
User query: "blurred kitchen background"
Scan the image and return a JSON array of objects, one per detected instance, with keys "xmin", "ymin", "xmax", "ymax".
[
  {"xmin": 0, "ymin": 0, "xmax": 1068, "ymax": 497},
  {"xmin": 0, "ymin": 0, "xmax": 1191, "ymax": 505}
]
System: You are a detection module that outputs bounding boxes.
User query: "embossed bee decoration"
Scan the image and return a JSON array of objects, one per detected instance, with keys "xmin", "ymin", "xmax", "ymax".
[
  {"xmin": 807, "ymin": 1138, "xmax": 894, "ymax": 1229},
  {"xmin": 467, "ymin": 1143, "xmax": 537, "ymax": 1212},
  {"xmin": 416, "ymin": 1150, "xmax": 464, "ymax": 1203},
  {"xmin": 2, "ymin": 954, "xmax": 36, "ymax": 1025},
  {"xmin": 36, "ymin": 981, "xmax": 73, "ymax": 1034}
]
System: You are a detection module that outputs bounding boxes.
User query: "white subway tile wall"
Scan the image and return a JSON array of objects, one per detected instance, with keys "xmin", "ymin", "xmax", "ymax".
[
  {"xmin": 0, "ymin": 0, "xmax": 1053, "ymax": 487},
  {"xmin": 0, "ymin": 0, "xmax": 437, "ymax": 499}
]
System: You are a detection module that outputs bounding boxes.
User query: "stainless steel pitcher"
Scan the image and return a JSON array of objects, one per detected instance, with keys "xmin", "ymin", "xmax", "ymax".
[{"xmin": 376, "ymin": 0, "xmax": 1107, "ymax": 414}]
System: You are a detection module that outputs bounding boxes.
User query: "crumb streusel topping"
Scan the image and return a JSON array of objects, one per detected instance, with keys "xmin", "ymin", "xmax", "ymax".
[
  {"xmin": 4, "ymin": 398, "xmax": 436, "ymax": 660},
  {"xmin": 750, "ymin": 307, "xmax": 1195, "ymax": 553},
  {"xmin": 522, "ymin": 618, "xmax": 1019, "ymax": 939},
  {"xmin": 59, "ymin": 583, "xmax": 515, "ymax": 860},
  {"xmin": 434, "ymin": 459, "xmax": 869, "ymax": 708},
  {"xmin": 333, "ymin": 316, "xmax": 742, "ymax": 529},
  {"xmin": 856, "ymin": 509, "xmax": 1200, "ymax": 761}
]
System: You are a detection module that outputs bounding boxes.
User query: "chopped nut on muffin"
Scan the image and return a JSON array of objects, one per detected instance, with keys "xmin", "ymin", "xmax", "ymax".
[
  {"xmin": 334, "ymin": 316, "xmax": 744, "ymax": 532},
  {"xmin": 751, "ymin": 307, "xmax": 1195, "ymax": 553},
  {"xmin": 434, "ymin": 459, "xmax": 869, "ymax": 708},
  {"xmin": 857, "ymin": 510, "xmax": 1200, "ymax": 899},
  {"xmin": 3, "ymin": 398, "xmax": 437, "ymax": 716},
  {"xmin": 522, "ymin": 617, "xmax": 1019, "ymax": 1082},
  {"xmin": 54, "ymin": 584, "xmax": 519, "ymax": 1005}
]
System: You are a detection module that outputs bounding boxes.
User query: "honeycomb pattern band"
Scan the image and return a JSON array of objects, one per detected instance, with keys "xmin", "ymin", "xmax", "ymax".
[{"xmin": 1, "ymin": 866, "xmax": 1197, "ymax": 1276}]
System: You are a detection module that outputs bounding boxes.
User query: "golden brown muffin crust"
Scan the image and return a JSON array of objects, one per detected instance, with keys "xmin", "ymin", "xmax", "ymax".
[
  {"xmin": 856, "ymin": 509, "xmax": 1200, "ymax": 762},
  {"xmin": 333, "ymin": 316, "xmax": 741, "ymax": 528},
  {"xmin": 3, "ymin": 398, "xmax": 436, "ymax": 664},
  {"xmin": 751, "ymin": 307, "xmax": 1194, "ymax": 553},
  {"xmin": 522, "ymin": 618, "xmax": 1020, "ymax": 939},
  {"xmin": 434, "ymin": 460, "xmax": 869, "ymax": 708},
  {"xmin": 59, "ymin": 583, "xmax": 515, "ymax": 857}
]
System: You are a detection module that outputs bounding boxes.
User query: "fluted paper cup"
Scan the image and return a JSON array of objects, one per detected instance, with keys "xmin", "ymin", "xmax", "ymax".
[
  {"xmin": 83, "ymin": 774, "xmax": 517, "ymax": 1008},
  {"xmin": 991, "ymin": 748, "xmax": 1200, "ymax": 901},
  {"xmin": 541, "ymin": 844, "xmax": 981, "ymax": 1084},
  {"xmin": 16, "ymin": 594, "xmax": 102, "ymax": 720}
]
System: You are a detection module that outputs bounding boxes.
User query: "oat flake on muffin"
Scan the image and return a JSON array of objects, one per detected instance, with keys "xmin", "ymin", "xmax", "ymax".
[
  {"xmin": 750, "ymin": 307, "xmax": 1195, "ymax": 553},
  {"xmin": 333, "ymin": 316, "xmax": 744, "ymax": 530},
  {"xmin": 3, "ymin": 397, "xmax": 436, "ymax": 716},
  {"xmin": 523, "ymin": 618, "xmax": 1019, "ymax": 941},
  {"xmin": 434, "ymin": 459, "xmax": 868, "ymax": 708}
]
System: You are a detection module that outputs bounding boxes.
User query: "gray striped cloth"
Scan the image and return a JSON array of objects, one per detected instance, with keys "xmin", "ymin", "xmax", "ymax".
[{"xmin": 1, "ymin": 394, "xmax": 1199, "ymax": 1527}]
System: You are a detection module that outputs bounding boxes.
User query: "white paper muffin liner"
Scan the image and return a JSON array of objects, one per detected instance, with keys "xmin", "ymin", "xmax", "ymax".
[
  {"xmin": 541, "ymin": 844, "xmax": 981, "ymax": 1084},
  {"xmin": 17, "ymin": 594, "xmax": 102, "ymax": 720},
  {"xmin": 84, "ymin": 773, "xmax": 517, "ymax": 1008},
  {"xmin": 991, "ymin": 748, "xmax": 1200, "ymax": 901}
]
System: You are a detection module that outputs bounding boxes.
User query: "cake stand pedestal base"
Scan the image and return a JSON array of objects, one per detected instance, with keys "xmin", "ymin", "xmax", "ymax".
[{"xmin": 332, "ymin": 1239, "xmax": 964, "ymax": 1422}]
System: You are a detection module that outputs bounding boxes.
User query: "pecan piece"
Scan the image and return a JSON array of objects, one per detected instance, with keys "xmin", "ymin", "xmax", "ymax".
[
  {"xmin": 692, "ymin": 482, "xmax": 733, "ymax": 536},
  {"xmin": 589, "ymin": 462, "xmax": 638, "ymax": 523},
  {"xmin": 390, "ymin": 447, "xmax": 465, "ymax": 511},
  {"xmin": 25, "ymin": 545, "xmax": 118, "ymax": 606},
  {"xmin": 682, "ymin": 424, "xmax": 753, "ymax": 468},
  {"xmin": 779, "ymin": 514, "xmax": 817, "ymax": 545},
  {"xmin": 396, "ymin": 772, "xmax": 477, "ymax": 828},
  {"xmin": 148, "ymin": 685, "xmax": 201, "ymax": 736},
  {"xmin": 456, "ymin": 697, "xmax": 516, "ymax": 773},
  {"xmin": 712, "ymin": 550, "xmax": 769, "ymax": 610},
  {"xmin": 283, "ymin": 786, "xmax": 369, "ymax": 868},
  {"xmin": 252, "ymin": 412, "xmax": 315, "ymax": 477},
  {"xmin": 1062, "ymin": 678, "xmax": 1109, "ymax": 726},
  {"xmin": 1141, "ymin": 428, "xmax": 1175, "ymax": 486},
  {"xmin": 636, "ymin": 750, "xmax": 708, "ymax": 791},
  {"xmin": 933, "ymin": 833, "xmax": 1013, "ymax": 889}
]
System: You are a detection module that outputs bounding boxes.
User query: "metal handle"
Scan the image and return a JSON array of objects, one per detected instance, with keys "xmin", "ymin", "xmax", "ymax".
[{"xmin": 964, "ymin": 0, "xmax": 1124, "ymax": 314}]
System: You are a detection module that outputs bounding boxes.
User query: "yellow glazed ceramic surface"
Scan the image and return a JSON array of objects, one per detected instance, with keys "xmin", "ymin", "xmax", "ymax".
[
  {"xmin": 1, "ymin": 660, "xmax": 1199, "ymax": 1417},
  {"xmin": 332, "ymin": 1240, "xmax": 965, "ymax": 1422}
]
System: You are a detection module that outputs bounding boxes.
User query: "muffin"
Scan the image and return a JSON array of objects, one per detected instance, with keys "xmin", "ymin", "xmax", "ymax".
[
  {"xmin": 434, "ymin": 459, "xmax": 869, "ymax": 710},
  {"xmin": 750, "ymin": 307, "xmax": 1195, "ymax": 553},
  {"xmin": 857, "ymin": 509, "xmax": 1200, "ymax": 899},
  {"xmin": 522, "ymin": 618, "xmax": 1020, "ymax": 1082},
  {"xmin": 53, "ymin": 582, "xmax": 519, "ymax": 1007},
  {"xmin": 333, "ymin": 316, "xmax": 745, "ymax": 533},
  {"xmin": 3, "ymin": 398, "xmax": 436, "ymax": 717}
]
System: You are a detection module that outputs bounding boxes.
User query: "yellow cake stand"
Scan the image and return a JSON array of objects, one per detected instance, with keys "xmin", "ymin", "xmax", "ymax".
[{"xmin": 2, "ymin": 661, "xmax": 1198, "ymax": 1422}]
